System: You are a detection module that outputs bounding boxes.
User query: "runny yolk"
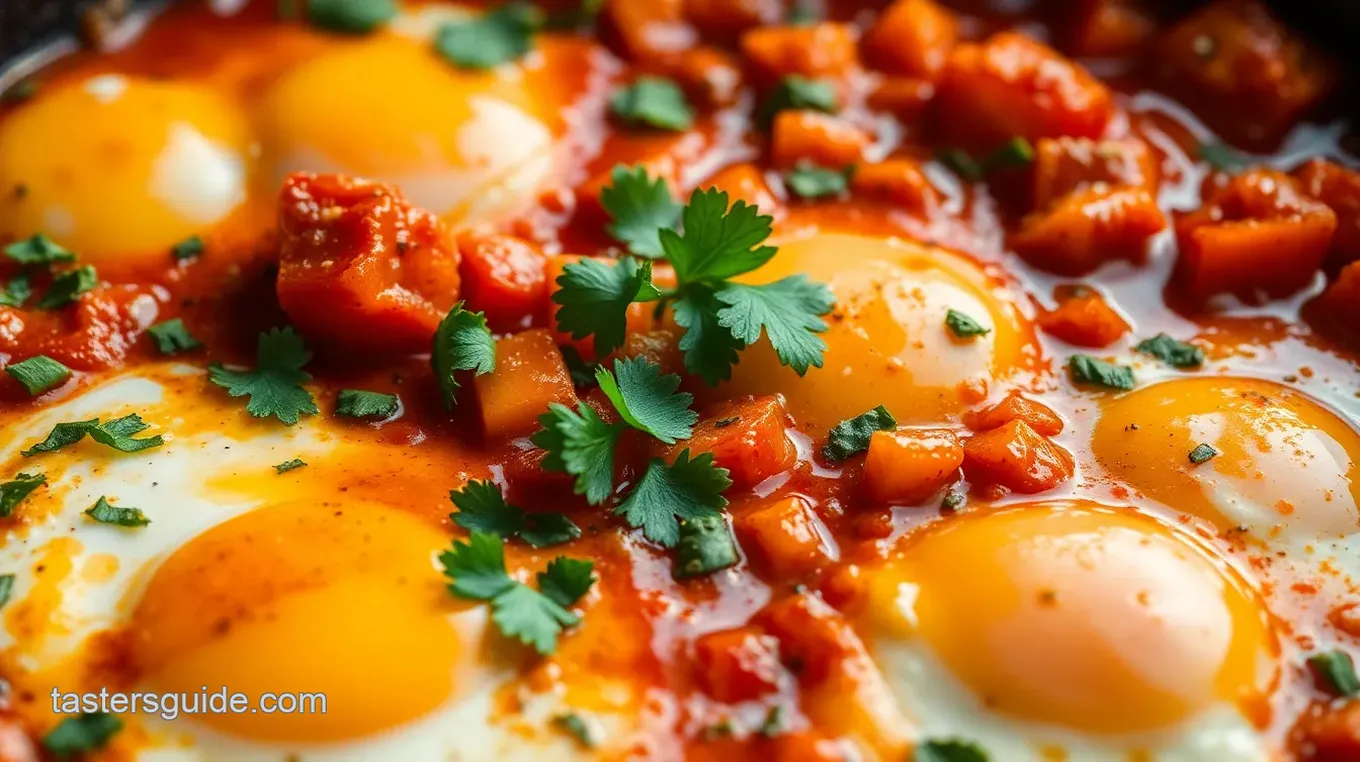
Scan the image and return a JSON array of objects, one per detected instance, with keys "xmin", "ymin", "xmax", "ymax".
[
  {"xmin": 869, "ymin": 502, "xmax": 1277, "ymax": 735},
  {"xmin": 127, "ymin": 500, "xmax": 475, "ymax": 742},
  {"xmin": 1092, "ymin": 377, "xmax": 1360, "ymax": 539}
]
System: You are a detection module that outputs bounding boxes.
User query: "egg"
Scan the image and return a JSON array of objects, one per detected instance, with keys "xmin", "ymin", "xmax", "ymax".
[
  {"xmin": 715, "ymin": 232, "xmax": 1037, "ymax": 434},
  {"xmin": 0, "ymin": 75, "xmax": 251, "ymax": 269},
  {"xmin": 858, "ymin": 501, "xmax": 1278, "ymax": 760}
]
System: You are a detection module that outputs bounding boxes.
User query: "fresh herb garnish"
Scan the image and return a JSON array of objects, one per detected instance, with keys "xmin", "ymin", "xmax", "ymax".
[
  {"xmin": 209, "ymin": 327, "xmax": 318, "ymax": 425},
  {"xmin": 610, "ymin": 76, "xmax": 694, "ymax": 132},
  {"xmin": 85, "ymin": 496, "xmax": 149, "ymax": 527},
  {"xmin": 785, "ymin": 164, "xmax": 852, "ymax": 200},
  {"xmin": 4, "ymin": 234, "xmax": 74, "ymax": 266},
  {"xmin": 1135, "ymin": 333, "xmax": 1204, "ymax": 368},
  {"xmin": 0, "ymin": 274, "xmax": 31, "ymax": 307},
  {"xmin": 1068, "ymin": 354, "xmax": 1135, "ymax": 391},
  {"xmin": 0, "ymin": 473, "xmax": 45, "ymax": 517},
  {"xmin": 434, "ymin": 2, "xmax": 541, "ymax": 70},
  {"xmin": 945, "ymin": 309, "xmax": 991, "ymax": 339},
  {"xmin": 1199, "ymin": 141, "xmax": 1249, "ymax": 172},
  {"xmin": 147, "ymin": 318, "xmax": 202, "ymax": 355},
  {"xmin": 439, "ymin": 531, "xmax": 594, "ymax": 655},
  {"xmin": 673, "ymin": 513, "xmax": 739, "ymax": 579},
  {"xmin": 5, "ymin": 355, "xmax": 70, "ymax": 395},
  {"xmin": 275, "ymin": 458, "xmax": 307, "ymax": 473},
  {"xmin": 0, "ymin": 574, "xmax": 12, "ymax": 608},
  {"xmin": 758, "ymin": 75, "xmax": 836, "ymax": 128},
  {"xmin": 553, "ymin": 712, "xmax": 599, "ymax": 748},
  {"xmin": 600, "ymin": 165, "xmax": 682, "ymax": 259},
  {"xmin": 942, "ymin": 491, "xmax": 965, "ymax": 511},
  {"xmin": 1309, "ymin": 650, "xmax": 1360, "ymax": 697},
  {"xmin": 595, "ymin": 356, "xmax": 697, "ymax": 444},
  {"xmin": 449, "ymin": 479, "xmax": 580, "ymax": 548},
  {"xmin": 170, "ymin": 234, "xmax": 206, "ymax": 261},
  {"xmin": 914, "ymin": 738, "xmax": 989, "ymax": 762},
  {"xmin": 1188, "ymin": 443, "xmax": 1218, "ymax": 464},
  {"xmin": 335, "ymin": 389, "xmax": 400, "ymax": 419},
  {"xmin": 551, "ymin": 257, "xmax": 659, "ymax": 358},
  {"xmin": 758, "ymin": 706, "xmax": 785, "ymax": 738},
  {"xmin": 616, "ymin": 450, "xmax": 731, "ymax": 548},
  {"xmin": 431, "ymin": 302, "xmax": 496, "ymax": 411},
  {"xmin": 37, "ymin": 265, "xmax": 97, "ymax": 309},
  {"xmin": 22, "ymin": 414, "xmax": 164, "ymax": 457},
  {"xmin": 823, "ymin": 405, "xmax": 896, "ymax": 461},
  {"xmin": 938, "ymin": 138, "xmax": 1035, "ymax": 181},
  {"xmin": 42, "ymin": 712, "xmax": 123, "ymax": 757}
]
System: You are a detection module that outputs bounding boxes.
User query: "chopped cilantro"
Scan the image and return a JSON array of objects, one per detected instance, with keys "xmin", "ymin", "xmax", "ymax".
[
  {"xmin": 209, "ymin": 327, "xmax": 318, "ymax": 425},
  {"xmin": 306, "ymin": 0, "xmax": 395, "ymax": 33},
  {"xmin": 1135, "ymin": 333, "xmax": 1204, "ymax": 368},
  {"xmin": 275, "ymin": 458, "xmax": 307, "ymax": 473},
  {"xmin": 439, "ymin": 531, "xmax": 594, "ymax": 655},
  {"xmin": 1199, "ymin": 141, "xmax": 1249, "ymax": 172},
  {"xmin": 170, "ymin": 234, "xmax": 205, "ymax": 261},
  {"xmin": 0, "ymin": 473, "xmax": 46, "ymax": 517},
  {"xmin": 1188, "ymin": 443, "xmax": 1218, "ymax": 464},
  {"xmin": 600, "ymin": 165, "xmax": 682, "ymax": 259},
  {"xmin": 785, "ymin": 164, "xmax": 852, "ymax": 200},
  {"xmin": 42, "ymin": 712, "xmax": 123, "ymax": 757},
  {"xmin": 945, "ymin": 309, "xmax": 990, "ymax": 339},
  {"xmin": 552, "ymin": 712, "xmax": 599, "ymax": 749},
  {"xmin": 552, "ymin": 257, "xmax": 659, "ymax": 358},
  {"xmin": 434, "ymin": 2, "xmax": 541, "ymax": 70},
  {"xmin": 610, "ymin": 76, "xmax": 694, "ymax": 132},
  {"xmin": 938, "ymin": 139, "xmax": 1035, "ymax": 181},
  {"xmin": 5, "ymin": 355, "xmax": 70, "ymax": 395},
  {"xmin": 660, "ymin": 187, "xmax": 778, "ymax": 282},
  {"xmin": 595, "ymin": 357, "xmax": 696, "ymax": 445},
  {"xmin": 22, "ymin": 414, "xmax": 164, "ymax": 457},
  {"xmin": 823, "ymin": 405, "xmax": 896, "ymax": 462},
  {"xmin": 1068, "ymin": 354, "xmax": 1135, "ymax": 391},
  {"xmin": 335, "ymin": 389, "xmax": 400, "ymax": 419},
  {"xmin": 147, "ymin": 318, "xmax": 202, "ymax": 355},
  {"xmin": 37, "ymin": 265, "xmax": 97, "ymax": 309},
  {"xmin": 4, "ymin": 234, "xmax": 74, "ymax": 266},
  {"xmin": 673, "ymin": 514, "xmax": 739, "ymax": 579},
  {"xmin": 431, "ymin": 302, "xmax": 496, "ymax": 412},
  {"xmin": 85, "ymin": 496, "xmax": 149, "ymax": 527},
  {"xmin": 449, "ymin": 480, "xmax": 580, "ymax": 548},
  {"xmin": 758, "ymin": 706, "xmax": 785, "ymax": 738},
  {"xmin": 543, "ymin": 0, "xmax": 602, "ymax": 29},
  {"xmin": 942, "ymin": 491, "xmax": 965, "ymax": 511},
  {"xmin": 0, "ymin": 574, "xmax": 11, "ymax": 608},
  {"xmin": 532, "ymin": 401, "xmax": 621, "ymax": 504},
  {"xmin": 671, "ymin": 286, "xmax": 743, "ymax": 385},
  {"xmin": 0, "ymin": 274, "xmax": 31, "ymax": 307},
  {"xmin": 1309, "ymin": 650, "xmax": 1360, "ymax": 697},
  {"xmin": 615, "ymin": 450, "xmax": 731, "ymax": 548},
  {"xmin": 758, "ymin": 75, "xmax": 836, "ymax": 128},
  {"xmin": 914, "ymin": 739, "xmax": 989, "ymax": 762}
]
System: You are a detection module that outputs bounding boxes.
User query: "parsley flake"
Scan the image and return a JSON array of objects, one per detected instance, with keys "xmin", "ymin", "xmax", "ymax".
[
  {"xmin": 1188, "ymin": 443, "xmax": 1218, "ymax": 464},
  {"xmin": 785, "ymin": 164, "xmax": 852, "ymax": 200},
  {"xmin": 170, "ymin": 234, "xmax": 205, "ymax": 261},
  {"xmin": 0, "ymin": 473, "xmax": 46, "ymax": 517},
  {"xmin": 0, "ymin": 574, "xmax": 12, "ymax": 609},
  {"xmin": 615, "ymin": 450, "xmax": 731, "ymax": 548},
  {"xmin": 147, "ymin": 318, "xmax": 202, "ymax": 355},
  {"xmin": 434, "ymin": 2, "xmax": 541, "ymax": 70},
  {"xmin": 1309, "ymin": 650, "xmax": 1360, "ymax": 697},
  {"xmin": 823, "ymin": 405, "xmax": 896, "ymax": 461},
  {"xmin": 1135, "ymin": 333, "xmax": 1204, "ymax": 368},
  {"xmin": 610, "ymin": 76, "xmax": 694, "ymax": 132},
  {"xmin": 43, "ymin": 712, "xmax": 123, "ymax": 757},
  {"xmin": 674, "ymin": 514, "xmax": 739, "ymax": 579},
  {"xmin": 914, "ymin": 738, "xmax": 989, "ymax": 762},
  {"xmin": 449, "ymin": 480, "xmax": 580, "ymax": 548},
  {"xmin": 22, "ymin": 414, "xmax": 164, "ymax": 457},
  {"xmin": 4, "ymin": 234, "xmax": 74, "ymax": 266},
  {"xmin": 600, "ymin": 165, "xmax": 681, "ymax": 259},
  {"xmin": 0, "ymin": 274, "xmax": 31, "ymax": 308},
  {"xmin": 758, "ymin": 75, "xmax": 836, "ymax": 128},
  {"xmin": 335, "ymin": 389, "xmax": 400, "ymax": 419},
  {"xmin": 5, "ymin": 355, "xmax": 70, "ymax": 395},
  {"xmin": 553, "ymin": 712, "xmax": 599, "ymax": 749},
  {"xmin": 432, "ymin": 302, "xmax": 496, "ymax": 412},
  {"xmin": 945, "ymin": 309, "xmax": 991, "ymax": 339},
  {"xmin": 37, "ymin": 265, "xmax": 97, "ymax": 309},
  {"xmin": 552, "ymin": 257, "xmax": 658, "ymax": 358},
  {"xmin": 596, "ymin": 357, "xmax": 696, "ymax": 445},
  {"xmin": 85, "ymin": 496, "xmax": 149, "ymax": 527},
  {"xmin": 275, "ymin": 458, "xmax": 307, "ymax": 473},
  {"xmin": 1068, "ymin": 354, "xmax": 1135, "ymax": 391},
  {"xmin": 209, "ymin": 327, "xmax": 318, "ymax": 425},
  {"xmin": 532, "ymin": 402, "xmax": 621, "ymax": 504}
]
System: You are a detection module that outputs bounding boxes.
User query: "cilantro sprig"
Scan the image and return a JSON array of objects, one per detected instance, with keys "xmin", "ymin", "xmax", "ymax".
[
  {"xmin": 431, "ymin": 302, "xmax": 496, "ymax": 411},
  {"xmin": 450, "ymin": 480, "xmax": 580, "ymax": 548},
  {"xmin": 600, "ymin": 165, "xmax": 681, "ymax": 259},
  {"xmin": 210, "ymin": 327, "xmax": 318, "ymax": 425}
]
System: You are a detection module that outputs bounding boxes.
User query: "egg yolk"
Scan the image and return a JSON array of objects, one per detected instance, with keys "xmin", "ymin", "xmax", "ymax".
[
  {"xmin": 715, "ymin": 233, "xmax": 1035, "ymax": 434},
  {"xmin": 257, "ymin": 36, "xmax": 557, "ymax": 225},
  {"xmin": 128, "ymin": 500, "xmax": 474, "ymax": 742},
  {"xmin": 1092, "ymin": 377, "xmax": 1360, "ymax": 538},
  {"xmin": 867, "ymin": 502, "xmax": 1277, "ymax": 734},
  {"xmin": 0, "ymin": 76, "xmax": 250, "ymax": 268}
]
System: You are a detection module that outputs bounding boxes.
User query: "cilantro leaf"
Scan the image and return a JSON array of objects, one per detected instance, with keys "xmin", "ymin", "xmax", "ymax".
[
  {"xmin": 823, "ymin": 405, "xmax": 896, "ymax": 461},
  {"xmin": 275, "ymin": 458, "xmax": 306, "ymax": 473},
  {"xmin": 520, "ymin": 513, "xmax": 582, "ymax": 548},
  {"xmin": 0, "ymin": 473, "xmax": 45, "ymax": 518},
  {"xmin": 434, "ymin": 2, "xmax": 541, "ymax": 70},
  {"xmin": 306, "ymin": 0, "xmax": 396, "ymax": 33},
  {"xmin": 673, "ymin": 286, "xmax": 744, "ymax": 386},
  {"xmin": 716, "ymin": 276, "xmax": 834, "ymax": 375},
  {"xmin": 595, "ymin": 357, "xmax": 696, "ymax": 445},
  {"xmin": 536, "ymin": 556, "xmax": 595, "ymax": 608},
  {"xmin": 490, "ymin": 582, "xmax": 579, "ymax": 655},
  {"xmin": 945, "ymin": 309, "xmax": 991, "ymax": 339},
  {"xmin": 37, "ymin": 265, "xmax": 97, "ymax": 309},
  {"xmin": 335, "ymin": 389, "xmax": 400, "ymax": 419},
  {"xmin": 5, "ymin": 355, "xmax": 70, "ymax": 395},
  {"xmin": 0, "ymin": 574, "xmax": 12, "ymax": 608},
  {"xmin": 1068, "ymin": 354, "xmax": 1135, "ymax": 391},
  {"xmin": 785, "ymin": 164, "xmax": 851, "ymax": 200},
  {"xmin": 170, "ymin": 234, "xmax": 205, "ymax": 261},
  {"xmin": 615, "ymin": 450, "xmax": 731, "ymax": 548},
  {"xmin": 22, "ymin": 414, "xmax": 164, "ymax": 457},
  {"xmin": 147, "ymin": 318, "xmax": 202, "ymax": 355},
  {"xmin": 913, "ymin": 739, "xmax": 989, "ymax": 762},
  {"xmin": 1135, "ymin": 333, "xmax": 1204, "ymax": 368},
  {"xmin": 758, "ymin": 75, "xmax": 836, "ymax": 128},
  {"xmin": 448, "ymin": 479, "xmax": 579, "ymax": 547},
  {"xmin": 0, "ymin": 274, "xmax": 31, "ymax": 307},
  {"xmin": 659, "ymin": 188, "xmax": 776, "ymax": 283},
  {"xmin": 610, "ymin": 76, "xmax": 694, "ymax": 132},
  {"xmin": 1188, "ymin": 443, "xmax": 1218, "ymax": 464},
  {"xmin": 673, "ymin": 514, "xmax": 739, "ymax": 579},
  {"xmin": 552, "ymin": 257, "xmax": 657, "ymax": 358},
  {"xmin": 439, "ymin": 530, "xmax": 517, "ymax": 600},
  {"xmin": 431, "ymin": 302, "xmax": 496, "ymax": 412},
  {"xmin": 1309, "ymin": 650, "xmax": 1360, "ymax": 698},
  {"xmin": 532, "ymin": 402, "xmax": 621, "ymax": 504},
  {"xmin": 553, "ymin": 713, "xmax": 599, "ymax": 749},
  {"xmin": 4, "ymin": 234, "xmax": 74, "ymax": 266},
  {"xmin": 42, "ymin": 712, "xmax": 123, "ymax": 757},
  {"xmin": 85, "ymin": 496, "xmax": 149, "ymax": 527},
  {"xmin": 600, "ymin": 165, "xmax": 681, "ymax": 259},
  {"xmin": 209, "ymin": 327, "xmax": 318, "ymax": 425}
]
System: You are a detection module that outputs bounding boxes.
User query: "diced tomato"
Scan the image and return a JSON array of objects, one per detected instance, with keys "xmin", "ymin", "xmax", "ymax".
[
  {"xmin": 1174, "ymin": 169, "xmax": 1337, "ymax": 299},
  {"xmin": 658, "ymin": 46, "xmax": 745, "ymax": 108},
  {"xmin": 1031, "ymin": 137, "xmax": 1158, "ymax": 212},
  {"xmin": 692, "ymin": 626, "xmax": 783, "ymax": 702},
  {"xmin": 682, "ymin": 0, "xmax": 781, "ymax": 44},
  {"xmin": 619, "ymin": 327, "xmax": 685, "ymax": 377},
  {"xmin": 1067, "ymin": 0, "xmax": 1154, "ymax": 59},
  {"xmin": 707, "ymin": 163, "xmax": 781, "ymax": 216},
  {"xmin": 1294, "ymin": 158, "xmax": 1360, "ymax": 271},
  {"xmin": 861, "ymin": 0, "xmax": 958, "ymax": 80},
  {"xmin": 963, "ymin": 419, "xmax": 1075, "ymax": 494},
  {"xmin": 1287, "ymin": 699, "xmax": 1360, "ymax": 762},
  {"xmin": 600, "ymin": 0, "xmax": 696, "ymax": 61},
  {"xmin": 865, "ymin": 76, "xmax": 935, "ymax": 120},
  {"xmin": 740, "ymin": 23, "xmax": 860, "ymax": 84},
  {"xmin": 1314, "ymin": 261, "xmax": 1360, "ymax": 347},
  {"xmin": 457, "ymin": 234, "xmax": 547, "ymax": 333},
  {"xmin": 474, "ymin": 329, "xmax": 578, "ymax": 441},
  {"xmin": 679, "ymin": 396, "xmax": 796, "ymax": 489},
  {"xmin": 850, "ymin": 159, "xmax": 940, "ymax": 217},
  {"xmin": 736, "ymin": 496, "xmax": 836, "ymax": 578},
  {"xmin": 935, "ymin": 32, "xmax": 1114, "ymax": 151},
  {"xmin": 770, "ymin": 110, "xmax": 870, "ymax": 170},
  {"xmin": 1037, "ymin": 288, "xmax": 1130, "ymax": 348},
  {"xmin": 963, "ymin": 391, "xmax": 1065, "ymax": 437},
  {"xmin": 757, "ymin": 594, "xmax": 865, "ymax": 684},
  {"xmin": 862, "ymin": 429, "xmax": 963, "ymax": 505},
  {"xmin": 1328, "ymin": 602, "xmax": 1360, "ymax": 639},
  {"xmin": 1013, "ymin": 185, "xmax": 1166, "ymax": 275},
  {"xmin": 276, "ymin": 173, "xmax": 460, "ymax": 355},
  {"xmin": 0, "ymin": 284, "xmax": 159, "ymax": 372}
]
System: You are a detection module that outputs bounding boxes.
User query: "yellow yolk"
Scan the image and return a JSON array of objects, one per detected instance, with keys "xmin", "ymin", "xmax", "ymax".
[
  {"xmin": 1092, "ymin": 377, "xmax": 1360, "ymax": 538},
  {"xmin": 865, "ymin": 502, "xmax": 1277, "ymax": 735},
  {"xmin": 128, "ymin": 500, "xmax": 474, "ymax": 742},
  {"xmin": 716, "ymin": 233, "xmax": 1035, "ymax": 434},
  {"xmin": 0, "ymin": 76, "xmax": 250, "ymax": 268},
  {"xmin": 257, "ymin": 35, "xmax": 557, "ymax": 224}
]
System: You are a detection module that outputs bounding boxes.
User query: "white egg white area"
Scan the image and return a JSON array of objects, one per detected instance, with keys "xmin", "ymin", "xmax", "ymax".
[{"xmin": 150, "ymin": 121, "xmax": 247, "ymax": 225}]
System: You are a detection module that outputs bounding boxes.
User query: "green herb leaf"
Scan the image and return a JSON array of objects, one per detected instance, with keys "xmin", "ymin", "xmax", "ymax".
[
  {"xmin": 672, "ymin": 286, "xmax": 745, "ymax": 386},
  {"xmin": 42, "ymin": 712, "xmax": 123, "ymax": 757},
  {"xmin": 986, "ymin": 137, "xmax": 1035, "ymax": 171},
  {"xmin": 209, "ymin": 327, "xmax": 318, "ymax": 425},
  {"xmin": 615, "ymin": 450, "xmax": 731, "ymax": 548},
  {"xmin": 536, "ymin": 556, "xmax": 595, "ymax": 608},
  {"xmin": 560, "ymin": 345, "xmax": 600, "ymax": 388},
  {"xmin": 147, "ymin": 318, "xmax": 202, "ymax": 355},
  {"xmin": 758, "ymin": 706, "xmax": 785, "ymax": 738},
  {"xmin": 785, "ymin": 163, "xmax": 852, "ymax": 200},
  {"xmin": 0, "ymin": 473, "xmax": 46, "ymax": 518},
  {"xmin": 0, "ymin": 574, "xmax": 12, "ymax": 608},
  {"xmin": 170, "ymin": 234, "xmax": 206, "ymax": 261},
  {"xmin": 1068, "ymin": 354, "xmax": 1135, "ymax": 391},
  {"xmin": 673, "ymin": 514, "xmax": 739, "ymax": 579},
  {"xmin": 936, "ymin": 149, "xmax": 984, "ymax": 182},
  {"xmin": 942, "ymin": 491, "xmax": 965, "ymax": 511},
  {"xmin": 532, "ymin": 402, "xmax": 622, "ymax": 504},
  {"xmin": 0, "ymin": 275, "xmax": 31, "ymax": 307},
  {"xmin": 1309, "ymin": 650, "xmax": 1360, "ymax": 698},
  {"xmin": 716, "ymin": 277, "xmax": 834, "ymax": 376},
  {"xmin": 660, "ymin": 188, "xmax": 777, "ymax": 283},
  {"xmin": 552, "ymin": 713, "xmax": 599, "ymax": 749},
  {"xmin": 945, "ymin": 308, "xmax": 991, "ymax": 339},
  {"xmin": 37, "ymin": 265, "xmax": 97, "ymax": 309},
  {"xmin": 490, "ymin": 582, "xmax": 579, "ymax": 655},
  {"xmin": 22, "ymin": 414, "xmax": 164, "ymax": 457},
  {"xmin": 431, "ymin": 302, "xmax": 496, "ymax": 412},
  {"xmin": 335, "ymin": 389, "xmax": 400, "ymax": 419},
  {"xmin": 914, "ymin": 738, "xmax": 989, "ymax": 762},
  {"xmin": 439, "ymin": 530, "xmax": 517, "ymax": 600},
  {"xmin": 823, "ymin": 405, "xmax": 896, "ymax": 461},
  {"xmin": 434, "ymin": 2, "xmax": 541, "ymax": 69},
  {"xmin": 4, "ymin": 234, "xmax": 74, "ymax": 266},
  {"xmin": 1188, "ymin": 443, "xmax": 1218, "ymax": 464},
  {"xmin": 610, "ymin": 76, "xmax": 694, "ymax": 132},
  {"xmin": 1135, "ymin": 333, "xmax": 1204, "ymax": 368},
  {"xmin": 275, "ymin": 458, "xmax": 307, "ymax": 473},
  {"xmin": 5, "ymin": 355, "xmax": 70, "ymax": 395},
  {"xmin": 595, "ymin": 357, "xmax": 696, "ymax": 445},
  {"xmin": 1199, "ymin": 141, "xmax": 1249, "ymax": 172},
  {"xmin": 85, "ymin": 496, "xmax": 149, "ymax": 527},
  {"xmin": 449, "ymin": 480, "xmax": 580, "ymax": 548},
  {"xmin": 759, "ymin": 75, "xmax": 836, "ymax": 127},
  {"xmin": 552, "ymin": 257, "xmax": 657, "ymax": 358},
  {"xmin": 600, "ymin": 165, "xmax": 682, "ymax": 259}
]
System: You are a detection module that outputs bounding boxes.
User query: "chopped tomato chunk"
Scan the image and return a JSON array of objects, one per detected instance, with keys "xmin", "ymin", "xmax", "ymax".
[
  {"xmin": 850, "ymin": 159, "xmax": 939, "ymax": 217},
  {"xmin": 936, "ymin": 32, "xmax": 1114, "ymax": 151},
  {"xmin": 619, "ymin": 327, "xmax": 685, "ymax": 377},
  {"xmin": 474, "ymin": 329, "xmax": 578, "ymax": 441},
  {"xmin": 861, "ymin": 0, "xmax": 959, "ymax": 81},
  {"xmin": 682, "ymin": 0, "xmax": 781, "ymax": 43},
  {"xmin": 770, "ymin": 111, "xmax": 870, "ymax": 170},
  {"xmin": 1038, "ymin": 288, "xmax": 1130, "ymax": 348},
  {"xmin": 740, "ymin": 23, "xmax": 860, "ymax": 84},
  {"xmin": 963, "ymin": 419, "xmax": 1075, "ymax": 494},
  {"xmin": 658, "ymin": 46, "xmax": 745, "ymax": 108},
  {"xmin": 1174, "ymin": 169, "xmax": 1337, "ymax": 299},
  {"xmin": 963, "ymin": 391, "xmax": 1065, "ymax": 437},
  {"xmin": 1013, "ymin": 185, "xmax": 1165, "ymax": 275},
  {"xmin": 0, "ymin": 284, "xmax": 159, "ymax": 372},
  {"xmin": 457, "ymin": 234, "xmax": 547, "ymax": 333},
  {"xmin": 736, "ymin": 496, "xmax": 837, "ymax": 578},
  {"xmin": 1314, "ymin": 261, "xmax": 1360, "ymax": 348},
  {"xmin": 1031, "ymin": 137, "xmax": 1158, "ymax": 212},
  {"xmin": 1067, "ymin": 0, "xmax": 1154, "ymax": 59},
  {"xmin": 679, "ymin": 396, "xmax": 795, "ymax": 489},
  {"xmin": 1288, "ymin": 699, "xmax": 1360, "ymax": 762},
  {"xmin": 601, "ymin": 0, "xmax": 696, "ymax": 60},
  {"xmin": 276, "ymin": 173, "xmax": 460, "ymax": 355},
  {"xmin": 693, "ymin": 626, "xmax": 783, "ymax": 702},
  {"xmin": 865, "ymin": 76, "xmax": 935, "ymax": 120},
  {"xmin": 862, "ymin": 428, "xmax": 963, "ymax": 505},
  {"xmin": 758, "ymin": 594, "xmax": 865, "ymax": 684},
  {"xmin": 1294, "ymin": 158, "xmax": 1360, "ymax": 271}
]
